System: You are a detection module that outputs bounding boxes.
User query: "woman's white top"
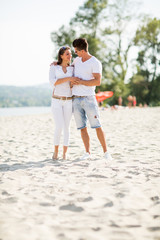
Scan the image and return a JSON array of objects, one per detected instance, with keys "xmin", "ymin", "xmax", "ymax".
[{"xmin": 49, "ymin": 65, "xmax": 74, "ymax": 97}]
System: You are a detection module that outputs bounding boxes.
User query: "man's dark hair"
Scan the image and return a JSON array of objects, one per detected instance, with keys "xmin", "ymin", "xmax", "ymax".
[{"xmin": 72, "ymin": 38, "xmax": 88, "ymax": 52}]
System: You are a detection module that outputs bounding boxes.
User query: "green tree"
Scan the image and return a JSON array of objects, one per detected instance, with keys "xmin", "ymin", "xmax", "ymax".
[
  {"xmin": 102, "ymin": 0, "xmax": 140, "ymax": 104},
  {"xmin": 130, "ymin": 18, "xmax": 160, "ymax": 105},
  {"xmin": 50, "ymin": 0, "xmax": 160, "ymax": 106},
  {"xmin": 70, "ymin": 0, "xmax": 108, "ymax": 38},
  {"xmin": 51, "ymin": 0, "xmax": 108, "ymax": 60},
  {"xmin": 50, "ymin": 26, "xmax": 76, "ymax": 56}
]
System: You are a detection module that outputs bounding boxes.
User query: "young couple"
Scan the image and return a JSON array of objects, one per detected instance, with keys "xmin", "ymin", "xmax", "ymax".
[{"xmin": 49, "ymin": 38, "xmax": 112, "ymax": 161}]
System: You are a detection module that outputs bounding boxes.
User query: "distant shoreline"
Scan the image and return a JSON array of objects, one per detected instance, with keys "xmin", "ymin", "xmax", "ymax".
[{"xmin": 0, "ymin": 106, "xmax": 51, "ymax": 117}]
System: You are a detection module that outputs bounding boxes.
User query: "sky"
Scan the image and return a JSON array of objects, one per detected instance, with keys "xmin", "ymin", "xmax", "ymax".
[{"xmin": 0, "ymin": 0, "xmax": 160, "ymax": 87}]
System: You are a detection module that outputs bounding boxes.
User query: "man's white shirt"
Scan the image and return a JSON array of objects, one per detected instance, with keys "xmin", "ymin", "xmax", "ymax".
[{"xmin": 72, "ymin": 56, "xmax": 102, "ymax": 96}]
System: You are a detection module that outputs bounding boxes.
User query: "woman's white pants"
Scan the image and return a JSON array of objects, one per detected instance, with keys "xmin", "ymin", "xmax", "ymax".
[{"xmin": 51, "ymin": 98, "xmax": 72, "ymax": 146}]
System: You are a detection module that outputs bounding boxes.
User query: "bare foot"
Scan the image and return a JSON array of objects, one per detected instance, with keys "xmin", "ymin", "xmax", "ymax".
[{"xmin": 52, "ymin": 152, "xmax": 58, "ymax": 160}]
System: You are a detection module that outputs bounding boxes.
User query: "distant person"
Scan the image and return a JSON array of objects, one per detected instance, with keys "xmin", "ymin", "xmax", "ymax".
[
  {"xmin": 144, "ymin": 103, "xmax": 148, "ymax": 108},
  {"xmin": 127, "ymin": 95, "xmax": 133, "ymax": 108},
  {"xmin": 133, "ymin": 96, "xmax": 137, "ymax": 107},
  {"xmin": 49, "ymin": 46, "xmax": 80, "ymax": 160},
  {"xmin": 118, "ymin": 96, "xmax": 123, "ymax": 106}
]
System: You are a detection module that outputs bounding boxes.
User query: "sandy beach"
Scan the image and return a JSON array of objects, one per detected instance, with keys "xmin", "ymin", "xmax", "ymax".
[{"xmin": 0, "ymin": 107, "xmax": 160, "ymax": 240}]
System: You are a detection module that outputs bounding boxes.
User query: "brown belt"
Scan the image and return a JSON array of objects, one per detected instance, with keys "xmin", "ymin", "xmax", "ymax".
[
  {"xmin": 52, "ymin": 95, "xmax": 72, "ymax": 100},
  {"xmin": 72, "ymin": 95, "xmax": 86, "ymax": 98}
]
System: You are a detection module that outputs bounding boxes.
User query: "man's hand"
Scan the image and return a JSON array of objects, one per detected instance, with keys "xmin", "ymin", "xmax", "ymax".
[
  {"xmin": 50, "ymin": 61, "xmax": 57, "ymax": 66},
  {"xmin": 70, "ymin": 77, "xmax": 81, "ymax": 85}
]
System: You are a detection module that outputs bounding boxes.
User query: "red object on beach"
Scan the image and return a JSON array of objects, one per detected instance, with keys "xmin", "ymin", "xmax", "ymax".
[{"xmin": 95, "ymin": 91, "xmax": 113, "ymax": 102}]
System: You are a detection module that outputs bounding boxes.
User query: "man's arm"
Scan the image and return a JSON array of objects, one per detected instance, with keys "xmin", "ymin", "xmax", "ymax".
[{"xmin": 75, "ymin": 73, "xmax": 101, "ymax": 86}]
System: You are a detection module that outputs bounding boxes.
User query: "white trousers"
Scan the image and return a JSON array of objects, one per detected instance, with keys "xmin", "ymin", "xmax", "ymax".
[{"xmin": 51, "ymin": 98, "xmax": 72, "ymax": 146}]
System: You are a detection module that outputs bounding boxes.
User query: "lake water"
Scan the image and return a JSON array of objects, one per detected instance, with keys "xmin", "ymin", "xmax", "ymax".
[{"xmin": 0, "ymin": 107, "xmax": 51, "ymax": 116}]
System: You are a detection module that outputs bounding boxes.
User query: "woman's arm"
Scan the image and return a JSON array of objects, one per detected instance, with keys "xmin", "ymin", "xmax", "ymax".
[
  {"xmin": 49, "ymin": 66, "xmax": 57, "ymax": 87},
  {"xmin": 54, "ymin": 77, "xmax": 80, "ymax": 86}
]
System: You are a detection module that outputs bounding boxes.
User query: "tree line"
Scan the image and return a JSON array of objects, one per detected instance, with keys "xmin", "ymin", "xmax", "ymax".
[
  {"xmin": 51, "ymin": 0, "xmax": 160, "ymax": 106},
  {"xmin": 0, "ymin": 85, "xmax": 51, "ymax": 108}
]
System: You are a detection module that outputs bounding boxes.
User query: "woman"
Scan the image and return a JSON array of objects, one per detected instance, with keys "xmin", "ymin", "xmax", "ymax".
[{"xmin": 49, "ymin": 46, "xmax": 79, "ymax": 160}]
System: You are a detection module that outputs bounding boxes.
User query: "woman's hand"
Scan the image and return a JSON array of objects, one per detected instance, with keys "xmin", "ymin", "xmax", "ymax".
[{"xmin": 70, "ymin": 82, "xmax": 73, "ymax": 88}]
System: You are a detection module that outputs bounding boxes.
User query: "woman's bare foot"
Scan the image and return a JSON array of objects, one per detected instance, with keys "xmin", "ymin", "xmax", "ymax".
[
  {"xmin": 52, "ymin": 152, "xmax": 58, "ymax": 160},
  {"xmin": 63, "ymin": 146, "xmax": 68, "ymax": 160},
  {"xmin": 53, "ymin": 146, "xmax": 59, "ymax": 160}
]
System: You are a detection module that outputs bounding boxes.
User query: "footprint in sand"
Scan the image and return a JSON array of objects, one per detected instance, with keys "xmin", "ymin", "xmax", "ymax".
[
  {"xmin": 128, "ymin": 171, "xmax": 140, "ymax": 175},
  {"xmin": 91, "ymin": 227, "xmax": 101, "ymax": 231},
  {"xmin": 151, "ymin": 196, "xmax": 159, "ymax": 202},
  {"xmin": 1, "ymin": 190, "xmax": 10, "ymax": 196},
  {"xmin": 3, "ymin": 197, "xmax": 17, "ymax": 203},
  {"xmin": 148, "ymin": 227, "xmax": 160, "ymax": 232},
  {"xmin": 151, "ymin": 196, "xmax": 160, "ymax": 205},
  {"xmin": 59, "ymin": 203, "xmax": 84, "ymax": 212},
  {"xmin": 39, "ymin": 202, "xmax": 54, "ymax": 207},
  {"xmin": 125, "ymin": 224, "xmax": 141, "ymax": 228},
  {"xmin": 153, "ymin": 215, "xmax": 160, "ymax": 219},
  {"xmin": 82, "ymin": 197, "xmax": 93, "ymax": 202},
  {"xmin": 115, "ymin": 192, "xmax": 125, "ymax": 198},
  {"xmin": 110, "ymin": 221, "xmax": 120, "ymax": 228},
  {"xmin": 104, "ymin": 201, "xmax": 114, "ymax": 207},
  {"xmin": 78, "ymin": 197, "xmax": 93, "ymax": 202},
  {"xmin": 87, "ymin": 174, "xmax": 107, "ymax": 179}
]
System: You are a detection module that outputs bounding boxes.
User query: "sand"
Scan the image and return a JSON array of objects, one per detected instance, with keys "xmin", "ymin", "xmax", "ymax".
[{"xmin": 0, "ymin": 107, "xmax": 160, "ymax": 240}]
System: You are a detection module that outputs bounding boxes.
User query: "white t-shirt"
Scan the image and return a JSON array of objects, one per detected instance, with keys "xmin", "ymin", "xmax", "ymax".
[
  {"xmin": 72, "ymin": 56, "xmax": 102, "ymax": 96},
  {"xmin": 49, "ymin": 65, "xmax": 73, "ymax": 97}
]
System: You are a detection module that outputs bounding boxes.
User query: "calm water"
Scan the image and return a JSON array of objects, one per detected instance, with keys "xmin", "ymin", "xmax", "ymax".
[{"xmin": 0, "ymin": 107, "xmax": 51, "ymax": 116}]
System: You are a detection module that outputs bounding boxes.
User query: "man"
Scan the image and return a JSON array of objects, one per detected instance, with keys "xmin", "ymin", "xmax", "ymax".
[{"xmin": 71, "ymin": 38, "xmax": 112, "ymax": 160}]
